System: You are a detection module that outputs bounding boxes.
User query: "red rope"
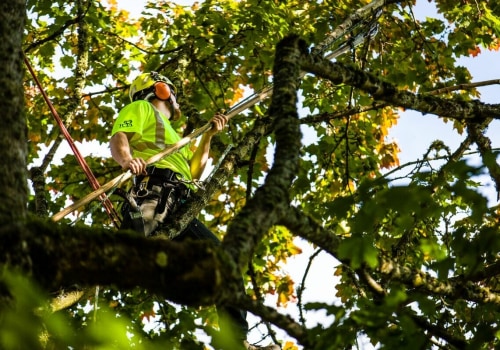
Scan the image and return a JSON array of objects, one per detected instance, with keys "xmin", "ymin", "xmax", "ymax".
[{"xmin": 24, "ymin": 53, "xmax": 121, "ymax": 227}]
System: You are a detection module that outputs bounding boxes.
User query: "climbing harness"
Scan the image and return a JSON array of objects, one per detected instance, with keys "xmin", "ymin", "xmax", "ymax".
[{"xmin": 119, "ymin": 166, "xmax": 192, "ymax": 236}]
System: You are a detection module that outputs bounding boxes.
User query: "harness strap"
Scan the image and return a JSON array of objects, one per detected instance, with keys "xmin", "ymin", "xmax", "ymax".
[
  {"xmin": 145, "ymin": 166, "xmax": 179, "ymax": 180},
  {"xmin": 155, "ymin": 183, "xmax": 176, "ymax": 215}
]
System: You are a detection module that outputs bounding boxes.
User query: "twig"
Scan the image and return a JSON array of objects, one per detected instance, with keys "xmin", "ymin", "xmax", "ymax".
[{"xmin": 429, "ymin": 79, "xmax": 500, "ymax": 95}]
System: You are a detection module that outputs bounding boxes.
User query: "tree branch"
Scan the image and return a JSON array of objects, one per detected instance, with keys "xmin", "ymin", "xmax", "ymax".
[
  {"xmin": 237, "ymin": 296, "xmax": 311, "ymax": 349},
  {"xmin": 280, "ymin": 205, "xmax": 500, "ymax": 306},
  {"xmin": 429, "ymin": 79, "xmax": 500, "ymax": 96},
  {"xmin": 278, "ymin": 206, "xmax": 341, "ymax": 256},
  {"xmin": 380, "ymin": 259, "xmax": 500, "ymax": 305},
  {"xmin": 0, "ymin": 220, "xmax": 231, "ymax": 307},
  {"xmin": 300, "ymin": 52, "xmax": 500, "ymax": 121},
  {"xmin": 222, "ymin": 35, "xmax": 304, "ymax": 270}
]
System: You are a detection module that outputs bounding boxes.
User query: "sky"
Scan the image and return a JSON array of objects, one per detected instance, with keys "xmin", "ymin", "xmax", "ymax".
[
  {"xmin": 390, "ymin": 49, "xmax": 500, "ymax": 206},
  {"xmin": 49, "ymin": 0, "xmax": 500, "ymax": 348}
]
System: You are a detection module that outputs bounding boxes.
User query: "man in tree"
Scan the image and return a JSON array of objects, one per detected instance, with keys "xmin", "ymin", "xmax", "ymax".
[{"xmin": 110, "ymin": 71, "xmax": 280, "ymax": 350}]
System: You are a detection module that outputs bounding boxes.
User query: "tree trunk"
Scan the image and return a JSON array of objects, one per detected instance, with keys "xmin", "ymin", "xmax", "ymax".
[{"xmin": 0, "ymin": 1, "xmax": 27, "ymax": 223}]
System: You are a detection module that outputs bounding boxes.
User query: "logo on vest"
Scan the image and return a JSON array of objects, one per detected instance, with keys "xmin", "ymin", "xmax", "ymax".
[{"xmin": 119, "ymin": 120, "xmax": 133, "ymax": 128}]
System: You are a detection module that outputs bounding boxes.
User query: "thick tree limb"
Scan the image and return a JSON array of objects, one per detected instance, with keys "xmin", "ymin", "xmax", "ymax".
[
  {"xmin": 0, "ymin": 0, "xmax": 27, "ymax": 223},
  {"xmin": 380, "ymin": 259, "xmax": 500, "ymax": 304},
  {"xmin": 299, "ymin": 53, "xmax": 500, "ymax": 121},
  {"xmin": 279, "ymin": 206, "xmax": 341, "ymax": 255},
  {"xmin": 0, "ymin": 220, "xmax": 230, "ymax": 307},
  {"xmin": 300, "ymin": 103, "xmax": 388, "ymax": 125},
  {"xmin": 222, "ymin": 35, "xmax": 305, "ymax": 270}
]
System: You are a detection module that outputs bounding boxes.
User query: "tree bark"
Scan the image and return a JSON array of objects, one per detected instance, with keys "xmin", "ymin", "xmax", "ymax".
[
  {"xmin": 0, "ymin": 1, "xmax": 27, "ymax": 223},
  {"xmin": 0, "ymin": 219, "xmax": 230, "ymax": 306}
]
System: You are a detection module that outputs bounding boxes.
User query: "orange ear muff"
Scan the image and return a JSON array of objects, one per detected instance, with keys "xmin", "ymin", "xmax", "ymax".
[{"xmin": 153, "ymin": 81, "xmax": 171, "ymax": 100}]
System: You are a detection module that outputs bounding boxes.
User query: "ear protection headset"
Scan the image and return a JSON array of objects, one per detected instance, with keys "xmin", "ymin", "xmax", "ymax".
[
  {"xmin": 151, "ymin": 72, "xmax": 174, "ymax": 101},
  {"xmin": 153, "ymin": 81, "xmax": 172, "ymax": 100}
]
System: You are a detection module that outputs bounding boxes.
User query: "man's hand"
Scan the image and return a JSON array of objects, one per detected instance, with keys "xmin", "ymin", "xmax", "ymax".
[
  {"xmin": 123, "ymin": 158, "xmax": 147, "ymax": 175},
  {"xmin": 207, "ymin": 113, "xmax": 228, "ymax": 136}
]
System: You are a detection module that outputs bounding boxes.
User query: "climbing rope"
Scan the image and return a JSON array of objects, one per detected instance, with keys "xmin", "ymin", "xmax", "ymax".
[{"xmin": 23, "ymin": 53, "xmax": 121, "ymax": 228}]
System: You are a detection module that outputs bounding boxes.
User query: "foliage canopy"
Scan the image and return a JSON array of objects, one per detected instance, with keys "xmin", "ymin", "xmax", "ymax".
[{"xmin": 1, "ymin": 0, "xmax": 500, "ymax": 349}]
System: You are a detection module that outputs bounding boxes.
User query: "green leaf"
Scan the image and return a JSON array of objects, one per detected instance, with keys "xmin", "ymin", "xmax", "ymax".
[{"xmin": 338, "ymin": 236, "xmax": 379, "ymax": 269}]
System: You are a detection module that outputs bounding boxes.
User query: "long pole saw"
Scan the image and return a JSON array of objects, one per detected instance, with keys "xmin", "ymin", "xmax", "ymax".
[
  {"xmin": 51, "ymin": 87, "xmax": 272, "ymax": 222},
  {"xmin": 52, "ymin": 6, "xmax": 381, "ymax": 223}
]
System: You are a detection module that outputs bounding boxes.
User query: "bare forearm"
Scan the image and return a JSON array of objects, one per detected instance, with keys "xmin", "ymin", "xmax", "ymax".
[
  {"xmin": 189, "ymin": 113, "xmax": 228, "ymax": 179},
  {"xmin": 110, "ymin": 132, "xmax": 133, "ymax": 168},
  {"xmin": 110, "ymin": 132, "xmax": 146, "ymax": 175},
  {"xmin": 190, "ymin": 133, "xmax": 212, "ymax": 180}
]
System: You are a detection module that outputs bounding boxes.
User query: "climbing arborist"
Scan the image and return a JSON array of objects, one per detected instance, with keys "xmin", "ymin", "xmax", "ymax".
[
  {"xmin": 110, "ymin": 71, "xmax": 225, "ymax": 235},
  {"xmin": 109, "ymin": 71, "xmax": 280, "ymax": 350}
]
